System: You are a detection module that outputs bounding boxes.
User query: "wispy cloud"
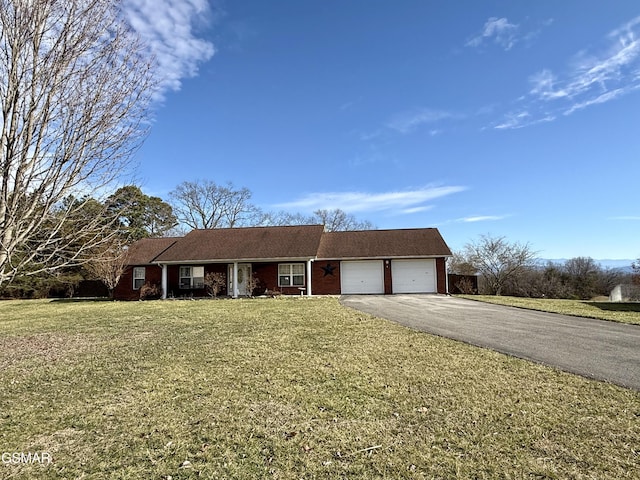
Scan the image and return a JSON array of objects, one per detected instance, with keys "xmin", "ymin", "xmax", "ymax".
[
  {"xmin": 386, "ymin": 108, "xmax": 459, "ymax": 134},
  {"xmin": 123, "ymin": 0, "xmax": 217, "ymax": 99},
  {"xmin": 458, "ymin": 215, "xmax": 509, "ymax": 223},
  {"xmin": 495, "ymin": 15, "xmax": 640, "ymax": 129},
  {"xmin": 401, "ymin": 206, "xmax": 434, "ymax": 214},
  {"xmin": 434, "ymin": 214, "xmax": 510, "ymax": 228},
  {"xmin": 274, "ymin": 185, "xmax": 466, "ymax": 214},
  {"xmin": 466, "ymin": 17, "xmax": 552, "ymax": 52},
  {"xmin": 466, "ymin": 17, "xmax": 520, "ymax": 51}
]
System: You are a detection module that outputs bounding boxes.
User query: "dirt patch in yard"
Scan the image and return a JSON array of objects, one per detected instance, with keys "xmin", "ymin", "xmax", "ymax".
[{"xmin": 0, "ymin": 332, "xmax": 98, "ymax": 369}]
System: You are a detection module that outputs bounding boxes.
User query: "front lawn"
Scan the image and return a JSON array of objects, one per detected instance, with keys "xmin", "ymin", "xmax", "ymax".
[
  {"xmin": 1, "ymin": 298, "xmax": 638, "ymax": 479},
  {"xmin": 459, "ymin": 295, "xmax": 640, "ymax": 325}
]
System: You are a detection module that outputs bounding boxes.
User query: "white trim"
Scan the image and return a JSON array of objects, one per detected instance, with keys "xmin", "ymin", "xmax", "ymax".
[
  {"xmin": 232, "ymin": 262, "xmax": 238, "ymax": 298},
  {"xmin": 445, "ymin": 257, "xmax": 449, "ymax": 295},
  {"xmin": 306, "ymin": 259, "xmax": 312, "ymax": 296},
  {"xmin": 132, "ymin": 266, "xmax": 145, "ymax": 290},
  {"xmin": 155, "ymin": 257, "xmax": 316, "ymax": 265},
  {"xmin": 229, "ymin": 263, "xmax": 251, "ymax": 297},
  {"xmin": 317, "ymin": 255, "xmax": 450, "ymax": 261},
  {"xmin": 278, "ymin": 263, "xmax": 305, "ymax": 287},
  {"xmin": 179, "ymin": 265, "xmax": 205, "ymax": 289}
]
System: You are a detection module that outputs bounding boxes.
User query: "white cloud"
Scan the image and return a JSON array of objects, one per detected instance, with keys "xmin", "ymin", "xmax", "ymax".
[
  {"xmin": 386, "ymin": 108, "xmax": 458, "ymax": 134},
  {"xmin": 529, "ymin": 69, "xmax": 562, "ymax": 99},
  {"xmin": 467, "ymin": 17, "xmax": 519, "ymax": 51},
  {"xmin": 401, "ymin": 206, "xmax": 434, "ymax": 214},
  {"xmin": 274, "ymin": 185, "xmax": 466, "ymax": 214},
  {"xmin": 459, "ymin": 215, "xmax": 508, "ymax": 223},
  {"xmin": 494, "ymin": 111, "xmax": 530, "ymax": 130},
  {"xmin": 123, "ymin": 0, "xmax": 216, "ymax": 99},
  {"xmin": 563, "ymin": 86, "xmax": 636, "ymax": 116},
  {"xmin": 497, "ymin": 15, "xmax": 640, "ymax": 129}
]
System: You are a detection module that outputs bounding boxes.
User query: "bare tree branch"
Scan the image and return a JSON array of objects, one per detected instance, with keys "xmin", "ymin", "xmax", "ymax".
[
  {"xmin": 169, "ymin": 180, "xmax": 261, "ymax": 229},
  {"xmin": 312, "ymin": 209, "xmax": 375, "ymax": 231},
  {"xmin": 463, "ymin": 234, "xmax": 537, "ymax": 295},
  {"xmin": 0, "ymin": 0, "xmax": 155, "ymax": 285},
  {"xmin": 83, "ymin": 238, "xmax": 129, "ymax": 298}
]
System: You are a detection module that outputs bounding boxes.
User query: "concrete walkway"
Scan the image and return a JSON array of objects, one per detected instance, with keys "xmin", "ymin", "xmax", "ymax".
[{"xmin": 340, "ymin": 294, "xmax": 640, "ymax": 391}]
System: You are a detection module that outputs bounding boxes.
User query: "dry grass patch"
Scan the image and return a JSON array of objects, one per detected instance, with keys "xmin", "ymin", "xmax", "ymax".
[
  {"xmin": 459, "ymin": 295, "xmax": 640, "ymax": 325},
  {"xmin": 0, "ymin": 297, "xmax": 638, "ymax": 479}
]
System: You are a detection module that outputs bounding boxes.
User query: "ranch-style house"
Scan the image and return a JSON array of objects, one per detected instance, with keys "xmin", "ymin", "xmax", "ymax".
[{"xmin": 113, "ymin": 225, "xmax": 452, "ymax": 300}]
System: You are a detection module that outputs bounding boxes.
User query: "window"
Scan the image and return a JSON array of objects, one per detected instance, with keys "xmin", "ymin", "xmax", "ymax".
[
  {"xmin": 133, "ymin": 267, "xmax": 145, "ymax": 290},
  {"xmin": 278, "ymin": 263, "xmax": 305, "ymax": 287},
  {"xmin": 179, "ymin": 266, "xmax": 205, "ymax": 289}
]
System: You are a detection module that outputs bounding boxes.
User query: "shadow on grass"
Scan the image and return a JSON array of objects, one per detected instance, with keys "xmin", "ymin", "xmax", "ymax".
[
  {"xmin": 586, "ymin": 302, "xmax": 640, "ymax": 312},
  {"xmin": 50, "ymin": 297, "xmax": 113, "ymax": 303}
]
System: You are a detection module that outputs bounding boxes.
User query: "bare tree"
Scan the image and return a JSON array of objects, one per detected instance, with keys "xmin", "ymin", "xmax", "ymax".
[
  {"xmin": 632, "ymin": 258, "xmax": 640, "ymax": 286},
  {"xmin": 84, "ymin": 241, "xmax": 129, "ymax": 299},
  {"xmin": 447, "ymin": 251, "xmax": 478, "ymax": 275},
  {"xmin": 463, "ymin": 234, "xmax": 537, "ymax": 295},
  {"xmin": 312, "ymin": 209, "xmax": 375, "ymax": 231},
  {"xmin": 244, "ymin": 272, "xmax": 260, "ymax": 298},
  {"xmin": 563, "ymin": 257, "xmax": 599, "ymax": 299},
  {"xmin": 0, "ymin": 0, "xmax": 155, "ymax": 286},
  {"xmin": 169, "ymin": 180, "xmax": 262, "ymax": 229},
  {"xmin": 259, "ymin": 208, "xmax": 374, "ymax": 231},
  {"xmin": 204, "ymin": 271, "xmax": 226, "ymax": 298},
  {"xmin": 259, "ymin": 210, "xmax": 313, "ymax": 227}
]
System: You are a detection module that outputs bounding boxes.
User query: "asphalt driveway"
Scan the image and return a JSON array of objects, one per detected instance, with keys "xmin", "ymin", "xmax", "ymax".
[{"xmin": 340, "ymin": 294, "xmax": 640, "ymax": 391}]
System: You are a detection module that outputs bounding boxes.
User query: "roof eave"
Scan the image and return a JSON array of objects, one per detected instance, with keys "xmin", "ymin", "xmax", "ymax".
[
  {"xmin": 316, "ymin": 254, "xmax": 452, "ymax": 261},
  {"xmin": 153, "ymin": 256, "xmax": 317, "ymax": 265}
]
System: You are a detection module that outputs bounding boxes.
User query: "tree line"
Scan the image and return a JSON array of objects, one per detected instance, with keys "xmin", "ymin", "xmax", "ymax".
[
  {"xmin": 110, "ymin": 181, "xmax": 375, "ymax": 241},
  {"xmin": 1, "ymin": 2, "xmax": 635, "ymax": 300},
  {"xmin": 0, "ymin": 181, "xmax": 374, "ymax": 298},
  {"xmin": 450, "ymin": 234, "xmax": 639, "ymax": 299}
]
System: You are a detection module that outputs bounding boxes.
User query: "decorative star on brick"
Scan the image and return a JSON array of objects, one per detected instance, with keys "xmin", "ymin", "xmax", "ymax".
[{"xmin": 321, "ymin": 263, "xmax": 336, "ymax": 277}]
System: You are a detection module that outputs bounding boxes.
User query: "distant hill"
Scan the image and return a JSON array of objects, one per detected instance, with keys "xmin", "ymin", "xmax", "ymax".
[{"xmin": 540, "ymin": 259, "xmax": 635, "ymax": 273}]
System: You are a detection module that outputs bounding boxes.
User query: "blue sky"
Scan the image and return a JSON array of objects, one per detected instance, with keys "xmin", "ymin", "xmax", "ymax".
[{"xmin": 123, "ymin": 1, "xmax": 640, "ymax": 260}]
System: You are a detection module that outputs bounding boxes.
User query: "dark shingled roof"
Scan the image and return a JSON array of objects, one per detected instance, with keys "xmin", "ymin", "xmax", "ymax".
[
  {"xmin": 154, "ymin": 225, "xmax": 325, "ymax": 262},
  {"xmin": 125, "ymin": 237, "xmax": 178, "ymax": 265},
  {"xmin": 125, "ymin": 226, "xmax": 452, "ymax": 265},
  {"xmin": 317, "ymin": 228, "xmax": 452, "ymax": 259}
]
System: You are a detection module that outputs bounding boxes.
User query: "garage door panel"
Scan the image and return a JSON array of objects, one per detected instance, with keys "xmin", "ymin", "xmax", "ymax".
[
  {"xmin": 392, "ymin": 259, "xmax": 436, "ymax": 293},
  {"xmin": 341, "ymin": 260, "xmax": 384, "ymax": 294}
]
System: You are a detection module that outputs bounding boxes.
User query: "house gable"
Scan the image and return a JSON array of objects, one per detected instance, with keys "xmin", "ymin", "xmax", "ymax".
[{"xmin": 125, "ymin": 237, "xmax": 179, "ymax": 265}]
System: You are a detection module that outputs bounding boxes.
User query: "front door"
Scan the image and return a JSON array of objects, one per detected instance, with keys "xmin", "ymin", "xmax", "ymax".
[{"xmin": 229, "ymin": 263, "xmax": 252, "ymax": 296}]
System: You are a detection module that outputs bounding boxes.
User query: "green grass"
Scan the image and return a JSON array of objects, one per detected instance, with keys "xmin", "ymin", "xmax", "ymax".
[
  {"xmin": 1, "ymin": 298, "xmax": 638, "ymax": 479},
  {"xmin": 458, "ymin": 295, "xmax": 640, "ymax": 325}
]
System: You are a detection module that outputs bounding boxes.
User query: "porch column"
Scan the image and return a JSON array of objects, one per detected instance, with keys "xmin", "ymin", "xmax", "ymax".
[
  {"xmin": 232, "ymin": 262, "xmax": 238, "ymax": 298},
  {"xmin": 444, "ymin": 257, "xmax": 450, "ymax": 295},
  {"xmin": 306, "ymin": 259, "xmax": 312, "ymax": 296},
  {"xmin": 161, "ymin": 264, "xmax": 167, "ymax": 299}
]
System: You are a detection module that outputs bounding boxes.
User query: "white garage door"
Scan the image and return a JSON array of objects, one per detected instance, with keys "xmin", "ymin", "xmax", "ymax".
[
  {"xmin": 341, "ymin": 260, "xmax": 384, "ymax": 294},
  {"xmin": 392, "ymin": 259, "xmax": 436, "ymax": 294}
]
